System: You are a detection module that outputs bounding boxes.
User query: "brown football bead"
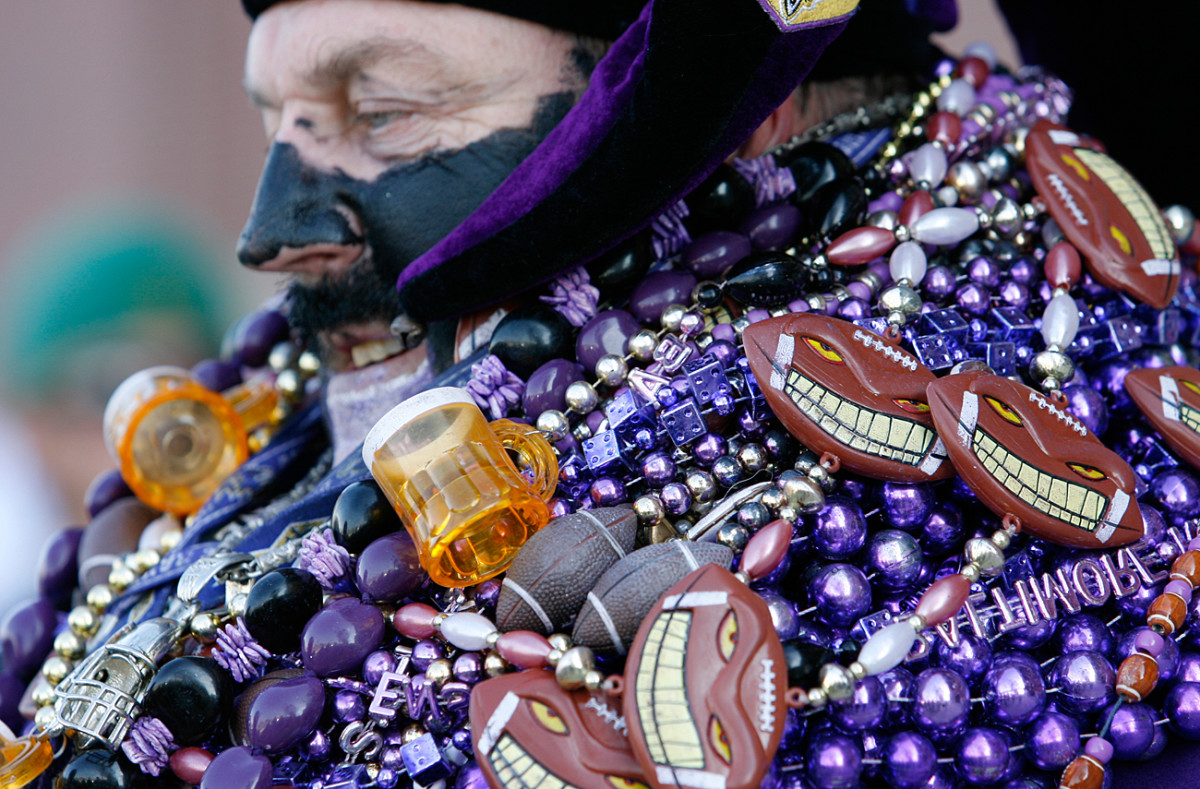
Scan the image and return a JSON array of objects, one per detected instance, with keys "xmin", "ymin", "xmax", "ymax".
[
  {"xmin": 469, "ymin": 669, "xmax": 648, "ymax": 789},
  {"xmin": 743, "ymin": 313, "xmax": 951, "ymax": 482},
  {"xmin": 1147, "ymin": 592, "xmax": 1188, "ymax": 635},
  {"xmin": 1125, "ymin": 366, "xmax": 1200, "ymax": 471},
  {"xmin": 622, "ymin": 565, "xmax": 786, "ymax": 789},
  {"xmin": 1026, "ymin": 119, "xmax": 1179, "ymax": 309},
  {"xmin": 1171, "ymin": 550, "xmax": 1200, "ymax": 587},
  {"xmin": 926, "ymin": 371, "xmax": 1143, "ymax": 549},
  {"xmin": 1115, "ymin": 653, "xmax": 1159, "ymax": 703},
  {"xmin": 1058, "ymin": 755, "xmax": 1105, "ymax": 789}
]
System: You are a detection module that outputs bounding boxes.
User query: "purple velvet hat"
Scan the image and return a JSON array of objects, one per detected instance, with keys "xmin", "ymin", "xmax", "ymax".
[{"xmin": 243, "ymin": 0, "xmax": 960, "ymax": 323}]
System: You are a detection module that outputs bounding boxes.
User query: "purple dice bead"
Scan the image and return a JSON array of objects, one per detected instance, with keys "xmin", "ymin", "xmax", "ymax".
[
  {"xmin": 401, "ymin": 733, "xmax": 452, "ymax": 785},
  {"xmin": 662, "ymin": 399, "xmax": 706, "ymax": 446}
]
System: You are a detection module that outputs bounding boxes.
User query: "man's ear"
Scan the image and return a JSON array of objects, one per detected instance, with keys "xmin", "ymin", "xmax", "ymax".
[{"xmin": 735, "ymin": 92, "xmax": 801, "ymax": 159}]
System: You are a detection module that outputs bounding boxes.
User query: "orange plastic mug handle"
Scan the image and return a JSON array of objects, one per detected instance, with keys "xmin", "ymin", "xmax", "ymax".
[{"xmin": 489, "ymin": 419, "xmax": 560, "ymax": 500}]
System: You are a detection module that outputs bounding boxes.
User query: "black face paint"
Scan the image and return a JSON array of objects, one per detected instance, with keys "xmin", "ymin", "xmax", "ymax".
[{"xmin": 237, "ymin": 93, "xmax": 575, "ymax": 341}]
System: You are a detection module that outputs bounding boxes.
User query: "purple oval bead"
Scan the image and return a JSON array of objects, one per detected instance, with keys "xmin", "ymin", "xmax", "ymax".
[
  {"xmin": 1025, "ymin": 711, "xmax": 1080, "ymax": 770},
  {"xmin": 628, "ymin": 271, "xmax": 698, "ymax": 326},
  {"xmin": 201, "ymin": 746, "xmax": 273, "ymax": 789},
  {"xmin": 235, "ymin": 309, "xmax": 289, "ymax": 368},
  {"xmin": 576, "ymin": 309, "xmax": 641, "ymax": 371},
  {"xmin": 913, "ymin": 668, "xmax": 970, "ymax": 732},
  {"xmin": 741, "ymin": 203, "xmax": 802, "ymax": 251},
  {"xmin": 84, "ymin": 468, "xmax": 133, "ymax": 518},
  {"xmin": 1051, "ymin": 650, "xmax": 1115, "ymax": 715},
  {"xmin": 246, "ymin": 673, "xmax": 325, "ymax": 753},
  {"xmin": 983, "ymin": 656, "xmax": 1046, "ymax": 726},
  {"xmin": 809, "ymin": 563, "xmax": 872, "ymax": 628},
  {"xmin": 521, "ymin": 359, "xmax": 584, "ymax": 419},
  {"xmin": 0, "ymin": 598, "xmax": 57, "ymax": 680},
  {"xmin": 355, "ymin": 532, "xmax": 423, "ymax": 603},
  {"xmin": 0, "ymin": 672, "xmax": 23, "ymax": 732},
  {"xmin": 192, "ymin": 357, "xmax": 243, "ymax": 393},
  {"xmin": 37, "ymin": 526, "xmax": 84, "ymax": 608},
  {"xmin": 682, "ymin": 230, "xmax": 751, "ymax": 279},
  {"xmin": 301, "ymin": 598, "xmax": 385, "ymax": 677},
  {"xmin": 1166, "ymin": 681, "xmax": 1200, "ymax": 739}
]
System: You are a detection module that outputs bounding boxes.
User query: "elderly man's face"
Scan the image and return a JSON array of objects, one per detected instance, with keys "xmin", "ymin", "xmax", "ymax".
[{"xmin": 240, "ymin": 0, "xmax": 589, "ymax": 370}]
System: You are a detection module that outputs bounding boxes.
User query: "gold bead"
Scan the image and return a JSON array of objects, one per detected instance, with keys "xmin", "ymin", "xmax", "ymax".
[
  {"xmin": 916, "ymin": 91, "xmax": 933, "ymax": 107},
  {"xmin": 228, "ymin": 592, "xmax": 249, "ymax": 619},
  {"xmin": 555, "ymin": 646, "xmax": 596, "ymax": 690},
  {"xmin": 190, "ymin": 611, "xmax": 222, "ymax": 642},
  {"xmin": 546, "ymin": 648, "xmax": 564, "ymax": 666},
  {"xmin": 896, "ymin": 121, "xmax": 912, "ymax": 137},
  {"xmin": 32, "ymin": 680, "xmax": 57, "ymax": 707},
  {"xmin": 547, "ymin": 633, "xmax": 573, "ymax": 652},
  {"xmin": 961, "ymin": 562, "xmax": 982, "ymax": 583},
  {"xmin": 881, "ymin": 142, "xmax": 900, "ymax": 159},
  {"xmin": 584, "ymin": 671, "xmax": 605, "ymax": 692},
  {"xmin": 68, "ymin": 605, "xmax": 99, "ymax": 638},
  {"xmin": 298, "ymin": 350, "xmax": 322, "ymax": 376},
  {"xmin": 276, "ymin": 368, "xmax": 303, "ymax": 399},
  {"xmin": 34, "ymin": 705, "xmax": 59, "ymax": 730},
  {"xmin": 425, "ymin": 659, "xmax": 453, "ymax": 689},
  {"xmin": 86, "ymin": 584, "xmax": 116, "ymax": 614},
  {"xmin": 402, "ymin": 724, "xmax": 427, "ymax": 744},
  {"xmin": 108, "ymin": 563, "xmax": 137, "ymax": 592},
  {"xmin": 42, "ymin": 656, "xmax": 74, "ymax": 687},
  {"xmin": 484, "ymin": 653, "xmax": 510, "ymax": 678},
  {"xmin": 54, "ymin": 631, "xmax": 86, "ymax": 661},
  {"xmin": 159, "ymin": 527, "xmax": 183, "ymax": 553},
  {"xmin": 131, "ymin": 549, "xmax": 161, "ymax": 574}
]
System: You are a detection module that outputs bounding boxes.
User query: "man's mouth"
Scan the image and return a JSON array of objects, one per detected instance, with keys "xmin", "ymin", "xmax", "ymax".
[{"xmin": 348, "ymin": 337, "xmax": 405, "ymax": 369}]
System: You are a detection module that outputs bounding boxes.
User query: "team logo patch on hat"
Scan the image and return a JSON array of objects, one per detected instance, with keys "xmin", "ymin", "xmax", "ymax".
[{"xmin": 756, "ymin": 0, "xmax": 859, "ymax": 31}]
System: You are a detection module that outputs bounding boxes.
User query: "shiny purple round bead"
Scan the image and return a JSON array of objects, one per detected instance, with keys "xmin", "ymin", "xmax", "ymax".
[
  {"xmin": 934, "ymin": 633, "xmax": 992, "ymax": 685},
  {"xmin": 954, "ymin": 728, "xmax": 1011, "ymax": 786},
  {"xmin": 1107, "ymin": 702, "xmax": 1156, "ymax": 760},
  {"xmin": 363, "ymin": 650, "xmax": 396, "ymax": 685},
  {"xmin": 1025, "ymin": 711, "xmax": 1080, "ymax": 770},
  {"xmin": 1057, "ymin": 614, "xmax": 1115, "ymax": 657},
  {"xmin": 809, "ymin": 563, "xmax": 872, "ymax": 628},
  {"xmin": 883, "ymin": 731, "xmax": 936, "ymax": 789},
  {"xmin": 1166, "ymin": 681, "xmax": 1200, "ymax": 739},
  {"xmin": 411, "ymin": 639, "xmax": 446, "ymax": 671},
  {"xmin": 805, "ymin": 731, "xmax": 862, "ymax": 789},
  {"xmin": 333, "ymin": 689, "xmax": 366, "ymax": 724},
  {"xmin": 881, "ymin": 482, "xmax": 934, "ymax": 530},
  {"xmin": 830, "ymin": 676, "xmax": 885, "ymax": 731},
  {"xmin": 865, "ymin": 529, "xmax": 922, "ymax": 591},
  {"xmin": 1152, "ymin": 467, "xmax": 1200, "ymax": 516},
  {"xmin": 590, "ymin": 477, "xmax": 627, "ymax": 506},
  {"xmin": 913, "ymin": 668, "xmax": 970, "ymax": 733},
  {"xmin": 693, "ymin": 433, "xmax": 727, "ymax": 467},
  {"xmin": 641, "ymin": 453, "xmax": 676, "ymax": 487},
  {"xmin": 955, "ymin": 282, "xmax": 991, "ymax": 316},
  {"xmin": 982, "ymin": 657, "xmax": 1046, "ymax": 726},
  {"xmin": 1051, "ymin": 650, "xmax": 1116, "ymax": 715},
  {"xmin": 813, "ymin": 498, "xmax": 867, "ymax": 559},
  {"xmin": 454, "ymin": 653, "xmax": 484, "ymax": 684}
]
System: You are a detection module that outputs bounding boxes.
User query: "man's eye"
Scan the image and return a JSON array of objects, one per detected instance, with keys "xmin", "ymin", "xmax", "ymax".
[{"xmin": 358, "ymin": 110, "xmax": 410, "ymax": 129}]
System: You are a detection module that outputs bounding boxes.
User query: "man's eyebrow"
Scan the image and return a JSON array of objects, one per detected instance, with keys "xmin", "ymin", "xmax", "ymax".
[{"xmin": 244, "ymin": 36, "xmax": 445, "ymax": 108}]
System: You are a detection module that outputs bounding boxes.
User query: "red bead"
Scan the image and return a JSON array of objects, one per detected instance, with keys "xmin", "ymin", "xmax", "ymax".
[
  {"xmin": 899, "ymin": 190, "xmax": 935, "ymax": 228},
  {"xmin": 926, "ymin": 112, "xmax": 963, "ymax": 148},
  {"xmin": 914, "ymin": 573, "xmax": 971, "ymax": 626},
  {"xmin": 1171, "ymin": 550, "xmax": 1200, "ymax": 587},
  {"xmin": 1044, "ymin": 242, "xmax": 1083, "ymax": 288},
  {"xmin": 1058, "ymin": 755, "xmax": 1104, "ymax": 789},
  {"xmin": 170, "ymin": 747, "xmax": 214, "ymax": 785},
  {"xmin": 1147, "ymin": 592, "xmax": 1188, "ymax": 635},
  {"xmin": 1115, "ymin": 653, "xmax": 1159, "ymax": 702},
  {"xmin": 956, "ymin": 56, "xmax": 991, "ymax": 88},
  {"xmin": 393, "ymin": 603, "xmax": 439, "ymax": 639},
  {"xmin": 826, "ymin": 227, "xmax": 896, "ymax": 266},
  {"xmin": 495, "ymin": 631, "xmax": 554, "ymax": 668},
  {"xmin": 739, "ymin": 518, "xmax": 793, "ymax": 581}
]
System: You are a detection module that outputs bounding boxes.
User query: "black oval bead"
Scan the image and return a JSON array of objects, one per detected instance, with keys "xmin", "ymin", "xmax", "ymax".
[
  {"xmin": 488, "ymin": 306, "xmax": 576, "ymax": 379},
  {"xmin": 812, "ymin": 176, "xmax": 868, "ymax": 241},
  {"xmin": 781, "ymin": 639, "xmax": 835, "ymax": 689},
  {"xmin": 143, "ymin": 656, "xmax": 231, "ymax": 745},
  {"xmin": 243, "ymin": 568, "xmax": 323, "ymax": 655},
  {"xmin": 685, "ymin": 163, "xmax": 755, "ymax": 235},
  {"xmin": 723, "ymin": 251, "xmax": 811, "ymax": 308},
  {"xmin": 57, "ymin": 749, "xmax": 134, "ymax": 789},
  {"xmin": 586, "ymin": 234, "xmax": 652, "ymax": 296},
  {"xmin": 778, "ymin": 142, "xmax": 855, "ymax": 205},
  {"xmin": 331, "ymin": 480, "xmax": 403, "ymax": 554},
  {"xmin": 833, "ymin": 636, "xmax": 861, "ymax": 667}
]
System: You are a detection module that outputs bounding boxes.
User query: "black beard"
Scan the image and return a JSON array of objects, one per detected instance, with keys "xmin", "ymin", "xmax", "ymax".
[{"xmin": 285, "ymin": 258, "xmax": 404, "ymax": 345}]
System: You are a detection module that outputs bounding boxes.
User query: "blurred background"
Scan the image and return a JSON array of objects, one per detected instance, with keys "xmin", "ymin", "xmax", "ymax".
[{"xmin": 0, "ymin": 0, "xmax": 1017, "ymax": 609}]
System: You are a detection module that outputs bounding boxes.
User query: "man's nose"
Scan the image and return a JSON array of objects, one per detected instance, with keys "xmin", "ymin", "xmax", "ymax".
[{"xmin": 237, "ymin": 142, "xmax": 364, "ymax": 273}]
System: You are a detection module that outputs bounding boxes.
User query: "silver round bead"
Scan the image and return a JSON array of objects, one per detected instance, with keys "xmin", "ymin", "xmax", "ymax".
[
  {"xmin": 991, "ymin": 196, "xmax": 1022, "ymax": 237},
  {"xmin": 685, "ymin": 470, "xmax": 718, "ymax": 504},
  {"xmin": 806, "ymin": 462, "xmax": 833, "ymax": 491},
  {"xmin": 268, "ymin": 341, "xmax": 300, "ymax": 373},
  {"xmin": 627, "ymin": 330, "xmax": 659, "ymax": 362},
  {"xmin": 879, "ymin": 284, "xmax": 922, "ymax": 316},
  {"xmin": 964, "ymin": 538, "xmax": 1005, "ymax": 577},
  {"xmin": 711, "ymin": 456, "xmax": 744, "ymax": 488},
  {"xmin": 946, "ymin": 161, "xmax": 985, "ymax": 200},
  {"xmin": 572, "ymin": 422, "xmax": 593, "ymax": 441},
  {"xmin": 298, "ymin": 350, "xmax": 322, "ymax": 376},
  {"xmin": 730, "ymin": 315, "xmax": 752, "ymax": 338},
  {"xmin": 866, "ymin": 210, "xmax": 898, "ymax": 232},
  {"xmin": 595, "ymin": 355, "xmax": 629, "ymax": 388},
  {"xmin": 848, "ymin": 661, "xmax": 868, "ymax": 681},
  {"xmin": 633, "ymin": 495, "xmax": 666, "ymax": 526},
  {"xmin": 660, "ymin": 304, "xmax": 688, "ymax": 332},
  {"xmin": 806, "ymin": 688, "xmax": 828, "ymax": 708},
  {"xmin": 776, "ymin": 504, "xmax": 801, "ymax": 523},
  {"xmin": 275, "ymin": 368, "xmax": 302, "ymax": 399},
  {"xmin": 819, "ymin": 663, "xmax": 855, "ymax": 701},
  {"xmin": 990, "ymin": 529, "xmax": 1012, "ymax": 550},
  {"xmin": 935, "ymin": 185, "xmax": 960, "ymax": 207},
  {"xmin": 565, "ymin": 381, "xmax": 599, "ymax": 414},
  {"xmin": 893, "ymin": 224, "xmax": 911, "ymax": 243},
  {"xmin": 535, "ymin": 410, "xmax": 570, "ymax": 442},
  {"xmin": 1164, "ymin": 204, "xmax": 1196, "ymax": 245},
  {"xmin": 960, "ymin": 562, "xmax": 982, "ymax": 583},
  {"xmin": 1030, "ymin": 349, "xmax": 1075, "ymax": 391},
  {"xmin": 555, "ymin": 646, "xmax": 596, "ymax": 690},
  {"xmin": 984, "ymin": 146, "xmax": 1015, "ymax": 182},
  {"xmin": 760, "ymin": 487, "xmax": 787, "ymax": 514},
  {"xmin": 716, "ymin": 523, "xmax": 750, "ymax": 551},
  {"xmin": 737, "ymin": 443, "xmax": 768, "ymax": 474}
]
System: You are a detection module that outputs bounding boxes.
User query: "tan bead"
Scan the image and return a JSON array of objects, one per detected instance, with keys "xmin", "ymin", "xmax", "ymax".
[
  {"xmin": 1170, "ymin": 550, "xmax": 1200, "ymax": 587},
  {"xmin": 86, "ymin": 584, "xmax": 116, "ymax": 613},
  {"xmin": 1116, "ymin": 653, "xmax": 1159, "ymax": 702},
  {"xmin": 53, "ymin": 630, "xmax": 86, "ymax": 661},
  {"xmin": 484, "ymin": 653, "xmax": 510, "ymax": 678},
  {"xmin": 1058, "ymin": 755, "xmax": 1104, "ymax": 789},
  {"xmin": 68, "ymin": 605, "xmax": 99, "ymax": 638},
  {"xmin": 1148, "ymin": 592, "xmax": 1189, "ymax": 635},
  {"xmin": 32, "ymin": 683, "xmax": 58, "ymax": 707},
  {"xmin": 42, "ymin": 656, "xmax": 73, "ymax": 687},
  {"xmin": 425, "ymin": 659, "xmax": 453, "ymax": 689}
]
